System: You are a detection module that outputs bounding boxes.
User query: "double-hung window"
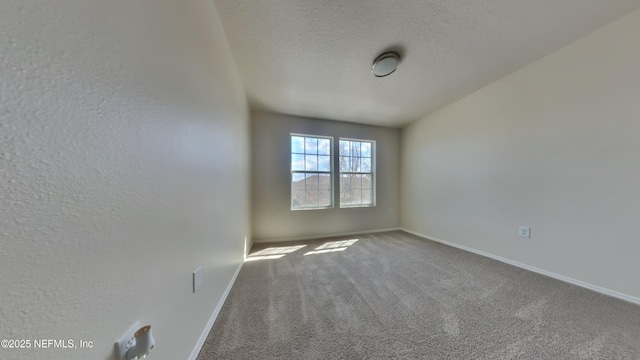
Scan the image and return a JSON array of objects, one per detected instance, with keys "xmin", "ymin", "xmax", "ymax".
[
  {"xmin": 290, "ymin": 134, "xmax": 375, "ymax": 210},
  {"xmin": 290, "ymin": 134, "xmax": 333, "ymax": 209},
  {"xmin": 339, "ymin": 139, "xmax": 375, "ymax": 207}
]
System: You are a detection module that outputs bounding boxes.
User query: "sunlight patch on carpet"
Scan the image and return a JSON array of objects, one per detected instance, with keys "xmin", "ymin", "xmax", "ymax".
[
  {"xmin": 245, "ymin": 245, "xmax": 307, "ymax": 261},
  {"xmin": 304, "ymin": 239, "xmax": 358, "ymax": 256}
]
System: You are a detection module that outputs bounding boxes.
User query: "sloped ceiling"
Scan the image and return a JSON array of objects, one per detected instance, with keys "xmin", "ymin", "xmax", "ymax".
[{"xmin": 213, "ymin": 0, "xmax": 640, "ymax": 127}]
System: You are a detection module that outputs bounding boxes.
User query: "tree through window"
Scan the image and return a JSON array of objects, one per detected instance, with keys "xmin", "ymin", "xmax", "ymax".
[{"xmin": 339, "ymin": 139, "xmax": 375, "ymax": 207}]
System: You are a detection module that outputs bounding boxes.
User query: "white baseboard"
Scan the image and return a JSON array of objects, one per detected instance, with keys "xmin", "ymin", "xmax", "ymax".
[
  {"xmin": 253, "ymin": 227, "xmax": 401, "ymax": 244},
  {"xmin": 188, "ymin": 261, "xmax": 244, "ymax": 360},
  {"xmin": 400, "ymin": 228, "xmax": 640, "ymax": 306}
]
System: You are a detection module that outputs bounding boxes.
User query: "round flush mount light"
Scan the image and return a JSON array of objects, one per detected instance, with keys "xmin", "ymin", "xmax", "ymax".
[{"xmin": 372, "ymin": 52, "xmax": 400, "ymax": 77}]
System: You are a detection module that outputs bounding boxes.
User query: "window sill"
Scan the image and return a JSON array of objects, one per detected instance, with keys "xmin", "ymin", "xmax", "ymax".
[
  {"xmin": 339, "ymin": 204, "xmax": 376, "ymax": 209},
  {"xmin": 291, "ymin": 206, "xmax": 334, "ymax": 211}
]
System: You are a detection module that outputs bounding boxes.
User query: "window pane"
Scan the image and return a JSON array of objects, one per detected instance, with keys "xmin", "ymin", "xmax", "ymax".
[
  {"xmin": 319, "ymin": 189, "xmax": 331, "ymax": 207},
  {"xmin": 350, "ymin": 142, "xmax": 360, "ymax": 157},
  {"xmin": 339, "ymin": 156, "xmax": 350, "ymax": 172},
  {"xmin": 351, "ymin": 190, "xmax": 362, "ymax": 204},
  {"xmin": 361, "ymin": 142, "xmax": 371, "ymax": 157},
  {"xmin": 361, "ymin": 158, "xmax": 371, "ymax": 172},
  {"xmin": 305, "ymin": 155, "xmax": 318, "ymax": 171},
  {"xmin": 362, "ymin": 188, "xmax": 372, "ymax": 205},
  {"xmin": 362, "ymin": 174, "xmax": 372, "ymax": 189},
  {"xmin": 292, "ymin": 173, "xmax": 305, "ymax": 183},
  {"xmin": 319, "ymin": 174, "xmax": 331, "ymax": 189},
  {"xmin": 292, "ymin": 154, "xmax": 304, "ymax": 171},
  {"xmin": 292, "ymin": 136, "xmax": 305, "ymax": 153},
  {"xmin": 318, "ymin": 155, "xmax": 330, "ymax": 171},
  {"xmin": 292, "ymin": 190, "xmax": 306, "ymax": 208},
  {"xmin": 305, "ymin": 189, "xmax": 319, "ymax": 207},
  {"xmin": 340, "ymin": 174, "xmax": 351, "ymax": 190},
  {"xmin": 305, "ymin": 175, "xmax": 319, "ymax": 189},
  {"xmin": 351, "ymin": 174, "xmax": 362, "ymax": 190},
  {"xmin": 339, "ymin": 140, "xmax": 350, "ymax": 156},
  {"xmin": 305, "ymin": 137, "xmax": 318, "ymax": 154},
  {"xmin": 351, "ymin": 157, "xmax": 361, "ymax": 172},
  {"xmin": 340, "ymin": 187, "xmax": 350, "ymax": 204},
  {"xmin": 318, "ymin": 139, "xmax": 330, "ymax": 155}
]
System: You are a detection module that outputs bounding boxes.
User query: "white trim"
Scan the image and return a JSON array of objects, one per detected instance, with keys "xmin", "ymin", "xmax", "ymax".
[
  {"xmin": 253, "ymin": 228, "xmax": 400, "ymax": 244},
  {"xmin": 188, "ymin": 262, "xmax": 244, "ymax": 360},
  {"xmin": 400, "ymin": 228, "xmax": 640, "ymax": 306}
]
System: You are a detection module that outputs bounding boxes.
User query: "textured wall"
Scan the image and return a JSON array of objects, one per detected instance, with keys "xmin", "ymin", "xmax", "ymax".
[
  {"xmin": 401, "ymin": 9, "xmax": 640, "ymax": 299},
  {"xmin": 252, "ymin": 112, "xmax": 400, "ymax": 242},
  {"xmin": 0, "ymin": 0, "xmax": 249, "ymax": 359}
]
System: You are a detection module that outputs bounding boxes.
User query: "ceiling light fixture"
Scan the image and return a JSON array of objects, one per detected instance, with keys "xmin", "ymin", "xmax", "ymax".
[{"xmin": 371, "ymin": 52, "xmax": 400, "ymax": 77}]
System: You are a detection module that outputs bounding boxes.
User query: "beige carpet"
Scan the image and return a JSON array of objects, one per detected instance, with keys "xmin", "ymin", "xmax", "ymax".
[{"xmin": 198, "ymin": 231, "xmax": 640, "ymax": 359}]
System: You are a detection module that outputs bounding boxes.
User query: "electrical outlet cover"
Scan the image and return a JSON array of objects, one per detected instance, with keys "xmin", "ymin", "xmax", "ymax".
[
  {"xmin": 115, "ymin": 321, "xmax": 140, "ymax": 360},
  {"xmin": 519, "ymin": 226, "xmax": 531, "ymax": 238}
]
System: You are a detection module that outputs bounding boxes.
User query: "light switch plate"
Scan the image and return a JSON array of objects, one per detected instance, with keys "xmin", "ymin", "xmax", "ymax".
[{"xmin": 519, "ymin": 226, "xmax": 531, "ymax": 238}]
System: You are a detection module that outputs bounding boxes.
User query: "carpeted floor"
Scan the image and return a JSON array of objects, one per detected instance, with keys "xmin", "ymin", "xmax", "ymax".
[{"xmin": 198, "ymin": 231, "xmax": 640, "ymax": 359}]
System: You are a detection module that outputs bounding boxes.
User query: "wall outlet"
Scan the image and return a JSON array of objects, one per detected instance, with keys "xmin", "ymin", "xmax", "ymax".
[
  {"xmin": 114, "ymin": 321, "xmax": 140, "ymax": 360},
  {"xmin": 519, "ymin": 226, "xmax": 531, "ymax": 238},
  {"xmin": 271, "ymin": 215, "xmax": 277, "ymax": 223},
  {"xmin": 193, "ymin": 267, "xmax": 202, "ymax": 293}
]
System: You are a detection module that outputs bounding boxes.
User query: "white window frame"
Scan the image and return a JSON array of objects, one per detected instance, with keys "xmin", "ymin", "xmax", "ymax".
[
  {"xmin": 290, "ymin": 134, "xmax": 334, "ymax": 210},
  {"xmin": 339, "ymin": 138, "xmax": 376, "ymax": 208}
]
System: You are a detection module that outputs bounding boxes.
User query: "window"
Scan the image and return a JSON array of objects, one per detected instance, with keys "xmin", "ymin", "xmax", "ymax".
[
  {"xmin": 291, "ymin": 134, "xmax": 333, "ymax": 210},
  {"xmin": 339, "ymin": 139, "xmax": 375, "ymax": 207}
]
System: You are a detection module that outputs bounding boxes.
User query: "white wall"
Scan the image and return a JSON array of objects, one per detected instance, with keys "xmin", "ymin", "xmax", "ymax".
[
  {"xmin": 0, "ymin": 0, "xmax": 249, "ymax": 359},
  {"xmin": 252, "ymin": 112, "xmax": 400, "ymax": 242},
  {"xmin": 401, "ymin": 9, "xmax": 640, "ymax": 300}
]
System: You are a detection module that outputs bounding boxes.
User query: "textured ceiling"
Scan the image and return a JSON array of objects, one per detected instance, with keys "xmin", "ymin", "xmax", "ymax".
[{"xmin": 213, "ymin": 0, "xmax": 640, "ymax": 127}]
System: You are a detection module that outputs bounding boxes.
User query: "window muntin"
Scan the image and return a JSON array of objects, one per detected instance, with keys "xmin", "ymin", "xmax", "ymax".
[
  {"xmin": 291, "ymin": 134, "xmax": 333, "ymax": 210},
  {"xmin": 339, "ymin": 139, "xmax": 375, "ymax": 207}
]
